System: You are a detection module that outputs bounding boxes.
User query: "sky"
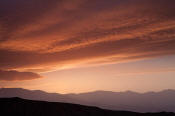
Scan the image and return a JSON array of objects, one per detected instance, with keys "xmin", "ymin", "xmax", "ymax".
[{"xmin": 0, "ymin": 0, "xmax": 175, "ymax": 93}]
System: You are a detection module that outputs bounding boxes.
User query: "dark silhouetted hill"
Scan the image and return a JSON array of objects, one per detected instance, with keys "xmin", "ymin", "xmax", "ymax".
[
  {"xmin": 0, "ymin": 97, "xmax": 174, "ymax": 116},
  {"xmin": 1, "ymin": 88, "xmax": 175, "ymax": 112}
]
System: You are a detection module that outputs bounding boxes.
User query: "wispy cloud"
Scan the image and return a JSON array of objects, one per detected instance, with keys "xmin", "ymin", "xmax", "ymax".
[{"xmin": 0, "ymin": 0, "xmax": 175, "ymax": 80}]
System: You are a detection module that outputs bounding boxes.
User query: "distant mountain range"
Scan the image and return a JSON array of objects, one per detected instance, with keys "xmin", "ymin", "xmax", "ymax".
[
  {"xmin": 1, "ymin": 88, "xmax": 175, "ymax": 112},
  {"xmin": 0, "ymin": 97, "xmax": 174, "ymax": 116}
]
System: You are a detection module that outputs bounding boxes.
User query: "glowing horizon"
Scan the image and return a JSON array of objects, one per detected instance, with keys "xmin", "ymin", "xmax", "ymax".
[{"xmin": 0, "ymin": 0, "xmax": 175, "ymax": 93}]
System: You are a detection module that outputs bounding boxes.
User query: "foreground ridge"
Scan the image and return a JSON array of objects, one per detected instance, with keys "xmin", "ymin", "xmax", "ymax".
[{"xmin": 0, "ymin": 97, "xmax": 174, "ymax": 116}]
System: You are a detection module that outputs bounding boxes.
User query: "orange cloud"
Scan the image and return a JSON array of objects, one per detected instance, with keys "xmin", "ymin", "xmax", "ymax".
[
  {"xmin": 0, "ymin": 70, "xmax": 43, "ymax": 81},
  {"xmin": 0, "ymin": 0, "xmax": 175, "ymax": 77}
]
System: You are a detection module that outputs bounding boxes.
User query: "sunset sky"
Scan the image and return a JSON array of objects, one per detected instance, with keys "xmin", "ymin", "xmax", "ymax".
[{"xmin": 0, "ymin": 0, "xmax": 175, "ymax": 93}]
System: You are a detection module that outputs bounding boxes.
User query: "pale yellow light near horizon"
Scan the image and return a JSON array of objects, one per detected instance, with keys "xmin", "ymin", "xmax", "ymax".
[{"xmin": 2, "ymin": 56, "xmax": 175, "ymax": 94}]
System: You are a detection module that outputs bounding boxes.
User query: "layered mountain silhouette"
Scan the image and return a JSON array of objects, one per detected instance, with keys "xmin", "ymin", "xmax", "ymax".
[
  {"xmin": 1, "ymin": 88, "xmax": 175, "ymax": 112},
  {"xmin": 0, "ymin": 97, "xmax": 174, "ymax": 116}
]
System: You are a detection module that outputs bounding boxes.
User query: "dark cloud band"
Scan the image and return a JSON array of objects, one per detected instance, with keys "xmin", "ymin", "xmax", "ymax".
[{"xmin": 0, "ymin": 70, "xmax": 43, "ymax": 81}]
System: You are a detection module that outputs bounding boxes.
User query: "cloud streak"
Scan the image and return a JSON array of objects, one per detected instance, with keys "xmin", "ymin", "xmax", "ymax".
[
  {"xmin": 0, "ymin": 0, "xmax": 175, "ymax": 80},
  {"xmin": 0, "ymin": 70, "xmax": 43, "ymax": 81}
]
